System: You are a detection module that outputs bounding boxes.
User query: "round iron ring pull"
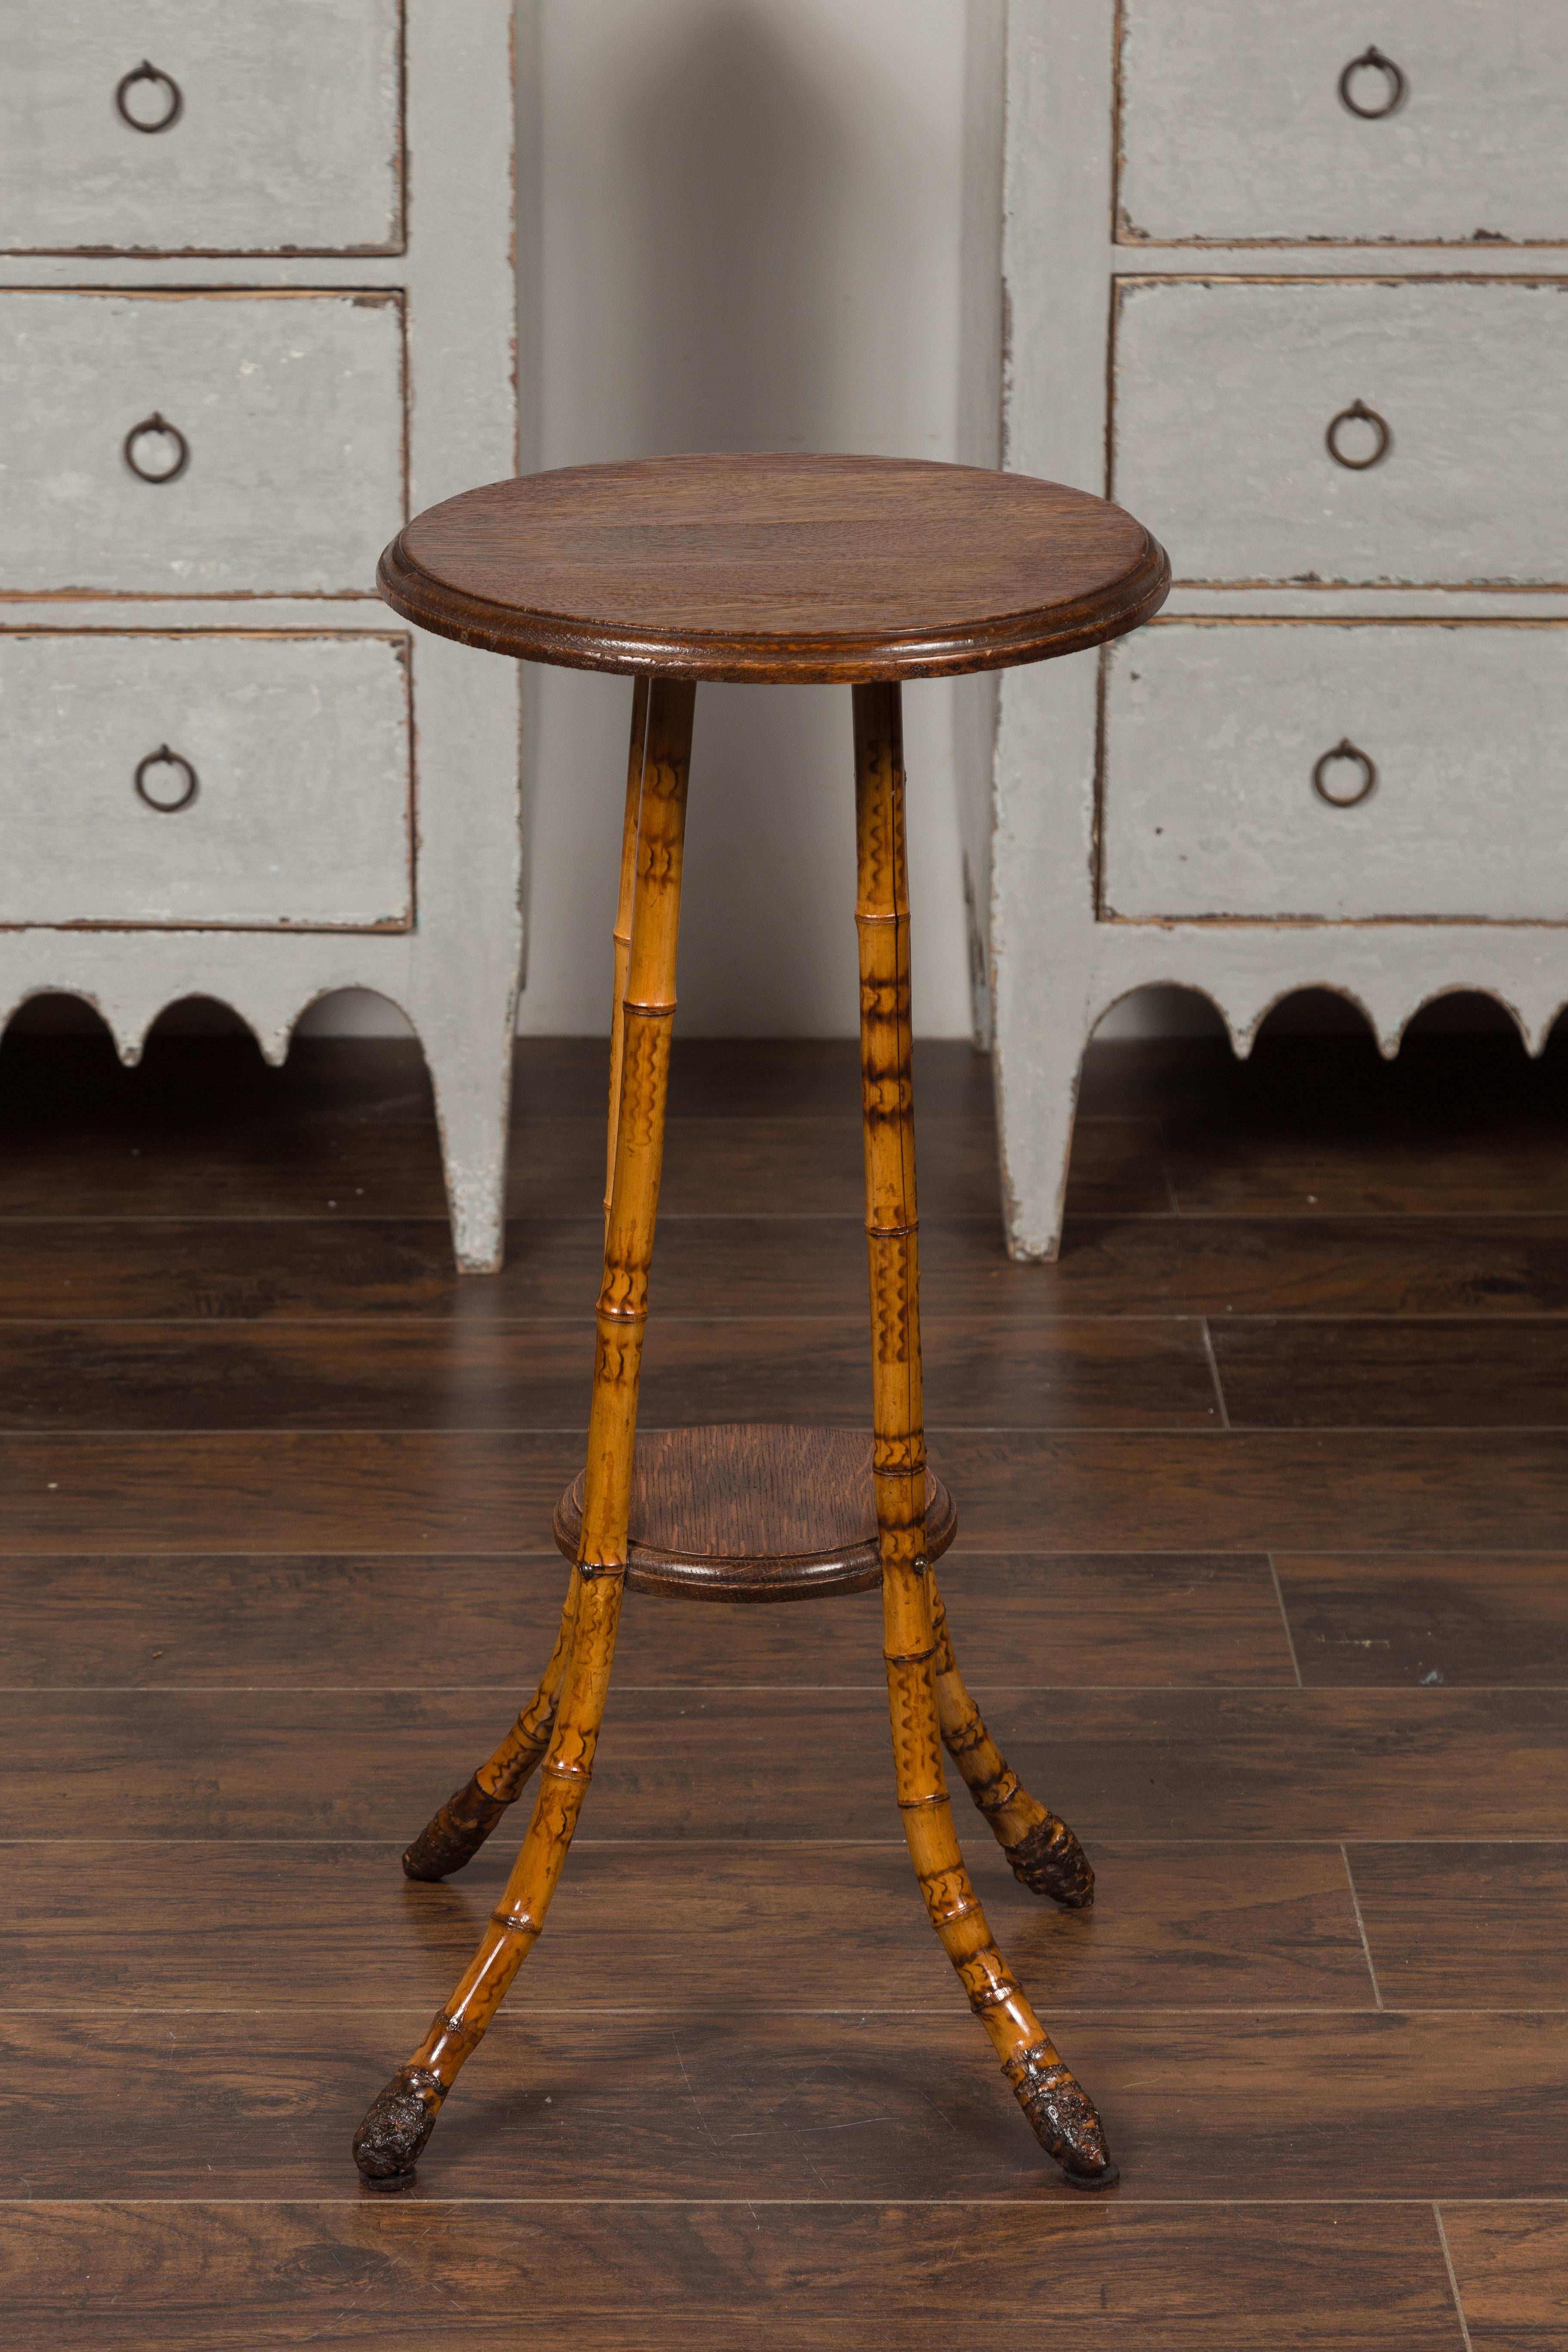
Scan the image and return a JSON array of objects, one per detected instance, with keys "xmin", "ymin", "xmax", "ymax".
[
  {"xmin": 123, "ymin": 412, "xmax": 189, "ymax": 485},
  {"xmin": 1326, "ymin": 398, "xmax": 1391, "ymax": 471},
  {"xmin": 134, "ymin": 745, "xmax": 199, "ymax": 814},
  {"xmin": 1338, "ymin": 45, "xmax": 1406, "ymax": 119},
  {"xmin": 115, "ymin": 59, "xmax": 183, "ymax": 134},
  {"xmin": 1312, "ymin": 739, "xmax": 1377, "ymax": 810}
]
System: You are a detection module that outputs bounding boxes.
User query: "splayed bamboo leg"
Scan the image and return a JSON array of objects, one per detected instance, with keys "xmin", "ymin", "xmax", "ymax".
[
  {"xmin": 853, "ymin": 680, "xmax": 1115, "ymax": 2190},
  {"xmin": 400, "ymin": 1565, "xmax": 581, "ymax": 1880},
  {"xmin": 929, "ymin": 1570, "xmax": 1095, "ymax": 1908},
  {"xmin": 354, "ymin": 676, "xmax": 696, "ymax": 2190},
  {"xmin": 398, "ymin": 682, "xmax": 655, "ymax": 1884}
]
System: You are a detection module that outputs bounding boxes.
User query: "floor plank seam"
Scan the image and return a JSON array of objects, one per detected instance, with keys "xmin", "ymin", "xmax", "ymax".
[
  {"xmin": 3, "ymin": 2003, "xmax": 1556, "ymax": 2018},
  {"xmin": 28, "ymin": 1679, "xmax": 1568, "ymax": 1693},
  {"xmin": 1341, "ymin": 1846, "xmax": 1385, "ymax": 2011},
  {"xmin": 1268, "ymin": 1555, "xmax": 1306, "ymax": 1688},
  {"xmin": 1200, "ymin": 1316, "xmax": 1232, "ymax": 1429},
  {"xmin": 3, "ymin": 2193, "xmax": 1564, "ymax": 2208},
  {"xmin": 5, "ymin": 1833, "xmax": 1564, "ymax": 1847},
  {"xmin": 1432, "ymin": 2203, "xmax": 1478, "ymax": 2352}
]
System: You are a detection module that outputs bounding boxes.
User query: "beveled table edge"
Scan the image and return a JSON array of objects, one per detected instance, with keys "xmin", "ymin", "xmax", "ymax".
[
  {"xmin": 375, "ymin": 527, "xmax": 1171, "ymax": 682},
  {"xmin": 552, "ymin": 1466, "xmax": 959, "ymax": 1603}
]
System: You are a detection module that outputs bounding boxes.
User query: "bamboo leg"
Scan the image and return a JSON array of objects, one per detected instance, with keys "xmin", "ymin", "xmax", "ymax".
[
  {"xmin": 854, "ymin": 681, "xmax": 1116, "ymax": 2189},
  {"xmin": 354, "ymin": 676, "xmax": 696, "ymax": 2189},
  {"xmin": 929, "ymin": 1570, "xmax": 1095, "ymax": 1908},
  {"xmin": 606, "ymin": 675, "xmax": 650, "ymax": 1235},
  {"xmin": 401, "ymin": 678, "xmax": 657, "ymax": 1881},
  {"xmin": 400, "ymin": 683, "xmax": 652, "ymax": 1882},
  {"xmin": 400, "ymin": 1565, "xmax": 582, "ymax": 1881}
]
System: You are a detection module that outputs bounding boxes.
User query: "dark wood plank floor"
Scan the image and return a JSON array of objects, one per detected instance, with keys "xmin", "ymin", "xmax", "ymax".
[{"xmin": 3, "ymin": 1020, "xmax": 1566, "ymax": 2349}]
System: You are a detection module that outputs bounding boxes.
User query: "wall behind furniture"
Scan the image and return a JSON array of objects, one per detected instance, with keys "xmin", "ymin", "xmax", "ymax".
[{"xmin": 518, "ymin": 0, "xmax": 974, "ymax": 1038}]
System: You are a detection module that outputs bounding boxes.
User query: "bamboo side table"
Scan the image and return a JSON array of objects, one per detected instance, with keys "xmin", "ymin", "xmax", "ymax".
[{"xmin": 353, "ymin": 453, "xmax": 1169, "ymax": 2193}]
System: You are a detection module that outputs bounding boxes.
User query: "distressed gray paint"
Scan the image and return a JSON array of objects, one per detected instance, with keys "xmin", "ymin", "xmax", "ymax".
[
  {"xmin": 1119, "ymin": 0, "xmax": 1568, "ymax": 246},
  {"xmin": 0, "ymin": 3, "xmax": 522, "ymax": 1272},
  {"xmin": 978, "ymin": 0, "xmax": 1568, "ymax": 1259},
  {"xmin": 2, "ymin": 0, "xmax": 402, "ymax": 254},
  {"xmin": 0, "ymin": 633, "xmax": 412, "ymax": 928},
  {"xmin": 1114, "ymin": 278, "xmax": 1568, "ymax": 587},
  {"xmin": 0, "ymin": 291, "xmax": 405, "ymax": 595},
  {"xmin": 1103, "ymin": 622, "xmax": 1568, "ymax": 922}
]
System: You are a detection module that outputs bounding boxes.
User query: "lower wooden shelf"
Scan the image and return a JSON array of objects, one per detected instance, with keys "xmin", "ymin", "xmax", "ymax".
[{"xmin": 552, "ymin": 1422, "xmax": 956, "ymax": 1603}]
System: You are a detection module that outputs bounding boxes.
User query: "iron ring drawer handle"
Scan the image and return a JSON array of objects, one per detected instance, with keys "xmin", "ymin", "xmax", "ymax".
[
  {"xmin": 1312, "ymin": 740, "xmax": 1377, "ymax": 809},
  {"xmin": 115, "ymin": 58, "xmax": 183, "ymax": 134},
  {"xmin": 1326, "ymin": 399, "xmax": 1390, "ymax": 470},
  {"xmin": 134, "ymin": 745, "xmax": 199, "ymax": 814},
  {"xmin": 123, "ymin": 412, "xmax": 189, "ymax": 484},
  {"xmin": 1338, "ymin": 46, "xmax": 1406, "ymax": 119}
]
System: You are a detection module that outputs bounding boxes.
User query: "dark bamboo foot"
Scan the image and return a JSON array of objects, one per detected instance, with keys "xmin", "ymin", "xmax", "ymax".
[
  {"xmin": 403, "ymin": 1775, "xmax": 514, "ymax": 1882},
  {"xmin": 353, "ymin": 2065, "xmax": 445, "ymax": 2190},
  {"xmin": 928, "ymin": 1576, "xmax": 1097, "ymax": 1911},
  {"xmin": 1005, "ymin": 1810, "xmax": 1095, "ymax": 1908},
  {"xmin": 1002, "ymin": 2042, "xmax": 1119, "ymax": 2188}
]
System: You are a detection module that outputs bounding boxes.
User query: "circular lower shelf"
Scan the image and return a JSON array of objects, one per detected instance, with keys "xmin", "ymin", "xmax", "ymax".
[{"xmin": 553, "ymin": 1423, "xmax": 957, "ymax": 1602}]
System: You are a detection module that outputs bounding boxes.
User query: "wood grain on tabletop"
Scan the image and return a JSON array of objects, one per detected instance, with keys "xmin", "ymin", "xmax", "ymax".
[{"xmin": 375, "ymin": 453, "xmax": 1170, "ymax": 681}]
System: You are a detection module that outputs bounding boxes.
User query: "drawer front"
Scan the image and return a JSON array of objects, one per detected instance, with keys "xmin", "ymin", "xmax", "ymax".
[
  {"xmin": 0, "ymin": 634, "xmax": 412, "ymax": 930},
  {"xmin": 2, "ymin": 0, "xmax": 401, "ymax": 255},
  {"xmin": 1112, "ymin": 279, "xmax": 1568, "ymax": 589},
  {"xmin": 0, "ymin": 293, "xmax": 404, "ymax": 597},
  {"xmin": 1118, "ymin": 0, "xmax": 1568, "ymax": 246},
  {"xmin": 1101, "ymin": 622, "xmax": 1568, "ymax": 923}
]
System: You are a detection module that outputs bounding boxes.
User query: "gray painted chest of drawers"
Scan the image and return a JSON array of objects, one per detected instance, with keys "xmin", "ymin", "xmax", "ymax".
[
  {"xmin": 959, "ymin": 0, "xmax": 1568, "ymax": 1257},
  {"xmin": 0, "ymin": 0, "xmax": 521, "ymax": 1269}
]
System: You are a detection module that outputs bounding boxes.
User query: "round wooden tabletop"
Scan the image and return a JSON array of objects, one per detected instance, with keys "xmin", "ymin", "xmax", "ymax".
[{"xmin": 377, "ymin": 452, "xmax": 1169, "ymax": 683}]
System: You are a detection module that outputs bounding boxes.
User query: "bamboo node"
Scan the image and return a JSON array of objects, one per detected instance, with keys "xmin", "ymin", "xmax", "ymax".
[
  {"xmin": 883, "ymin": 1642, "xmax": 939, "ymax": 1667},
  {"xmin": 975, "ymin": 1770, "xmax": 1023, "ymax": 1813},
  {"xmin": 924, "ymin": 1887, "xmax": 983, "ymax": 1928},
  {"xmin": 427, "ymin": 2008, "xmax": 483, "ymax": 2058},
  {"xmin": 897, "ymin": 1790, "xmax": 952, "ymax": 1814},
  {"xmin": 965, "ymin": 1972, "xmax": 1023, "ymax": 2015},
  {"xmin": 489, "ymin": 1906, "xmax": 543, "ymax": 1940}
]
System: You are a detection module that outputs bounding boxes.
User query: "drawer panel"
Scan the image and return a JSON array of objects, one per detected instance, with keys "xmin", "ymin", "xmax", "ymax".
[
  {"xmin": 2, "ymin": 0, "xmax": 401, "ymax": 255},
  {"xmin": 1112, "ymin": 279, "xmax": 1568, "ymax": 588},
  {"xmin": 1118, "ymin": 0, "xmax": 1568, "ymax": 245},
  {"xmin": 0, "ymin": 634, "xmax": 412, "ymax": 930},
  {"xmin": 0, "ymin": 293, "xmax": 404, "ymax": 597},
  {"xmin": 1100, "ymin": 622, "xmax": 1568, "ymax": 923}
]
